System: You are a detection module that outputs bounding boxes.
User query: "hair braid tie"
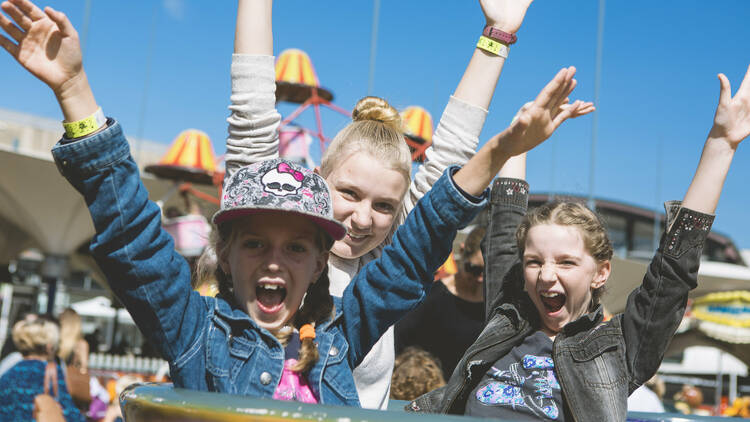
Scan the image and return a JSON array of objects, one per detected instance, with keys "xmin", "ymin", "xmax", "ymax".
[{"xmin": 299, "ymin": 324, "xmax": 315, "ymax": 341}]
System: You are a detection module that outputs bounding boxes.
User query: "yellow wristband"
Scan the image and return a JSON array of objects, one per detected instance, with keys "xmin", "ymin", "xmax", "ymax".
[
  {"xmin": 63, "ymin": 107, "xmax": 106, "ymax": 139},
  {"xmin": 477, "ymin": 35, "xmax": 509, "ymax": 58}
]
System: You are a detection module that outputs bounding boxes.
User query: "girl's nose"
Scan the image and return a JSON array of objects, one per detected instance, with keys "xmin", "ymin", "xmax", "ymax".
[
  {"xmin": 538, "ymin": 263, "xmax": 557, "ymax": 283},
  {"xmin": 265, "ymin": 246, "xmax": 283, "ymax": 272},
  {"xmin": 351, "ymin": 203, "xmax": 372, "ymax": 231}
]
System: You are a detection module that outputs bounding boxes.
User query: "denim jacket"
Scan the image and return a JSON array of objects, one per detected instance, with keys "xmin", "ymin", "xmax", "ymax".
[
  {"xmin": 409, "ymin": 178, "xmax": 714, "ymax": 421},
  {"xmin": 51, "ymin": 120, "xmax": 486, "ymax": 406}
]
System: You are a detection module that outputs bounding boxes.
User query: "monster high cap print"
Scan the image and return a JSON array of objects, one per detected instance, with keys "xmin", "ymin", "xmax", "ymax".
[{"xmin": 213, "ymin": 158, "xmax": 346, "ymax": 241}]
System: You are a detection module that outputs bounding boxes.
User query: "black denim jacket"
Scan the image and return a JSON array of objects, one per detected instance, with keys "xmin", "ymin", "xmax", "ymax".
[{"xmin": 408, "ymin": 178, "xmax": 714, "ymax": 421}]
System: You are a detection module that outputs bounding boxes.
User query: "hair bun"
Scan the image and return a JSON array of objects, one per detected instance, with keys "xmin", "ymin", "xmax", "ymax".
[{"xmin": 351, "ymin": 96, "xmax": 402, "ymax": 133}]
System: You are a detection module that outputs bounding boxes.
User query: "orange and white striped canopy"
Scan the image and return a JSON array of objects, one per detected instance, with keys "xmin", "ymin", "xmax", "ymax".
[
  {"xmin": 401, "ymin": 106, "xmax": 433, "ymax": 143},
  {"xmin": 158, "ymin": 129, "xmax": 216, "ymax": 172},
  {"xmin": 275, "ymin": 49, "xmax": 320, "ymax": 87}
]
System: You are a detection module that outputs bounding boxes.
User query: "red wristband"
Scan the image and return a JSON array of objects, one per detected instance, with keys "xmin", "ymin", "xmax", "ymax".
[{"xmin": 482, "ymin": 25, "xmax": 517, "ymax": 45}]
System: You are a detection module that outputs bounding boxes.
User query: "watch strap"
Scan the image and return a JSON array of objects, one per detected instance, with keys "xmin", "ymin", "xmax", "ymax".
[{"xmin": 482, "ymin": 25, "xmax": 517, "ymax": 45}]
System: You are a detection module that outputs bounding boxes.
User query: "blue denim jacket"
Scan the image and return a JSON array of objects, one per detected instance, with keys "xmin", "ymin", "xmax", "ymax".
[{"xmin": 51, "ymin": 120, "xmax": 486, "ymax": 406}]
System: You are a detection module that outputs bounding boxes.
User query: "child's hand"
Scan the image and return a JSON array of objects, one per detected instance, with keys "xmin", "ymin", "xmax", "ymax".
[
  {"xmin": 0, "ymin": 0, "xmax": 83, "ymax": 96},
  {"xmin": 480, "ymin": 0, "xmax": 534, "ymax": 34},
  {"xmin": 709, "ymin": 64, "xmax": 750, "ymax": 149},
  {"xmin": 496, "ymin": 66, "xmax": 594, "ymax": 157}
]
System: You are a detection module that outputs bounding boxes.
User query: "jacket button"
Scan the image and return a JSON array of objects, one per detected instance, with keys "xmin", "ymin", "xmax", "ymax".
[
  {"xmin": 259, "ymin": 372, "xmax": 272, "ymax": 385},
  {"xmin": 329, "ymin": 346, "xmax": 339, "ymax": 356}
]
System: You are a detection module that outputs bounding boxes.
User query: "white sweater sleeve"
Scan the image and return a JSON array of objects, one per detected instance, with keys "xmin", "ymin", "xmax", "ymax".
[
  {"xmin": 225, "ymin": 54, "xmax": 281, "ymax": 178},
  {"xmin": 400, "ymin": 95, "xmax": 488, "ymax": 221}
]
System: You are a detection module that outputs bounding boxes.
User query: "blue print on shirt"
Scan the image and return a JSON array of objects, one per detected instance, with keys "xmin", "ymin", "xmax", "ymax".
[{"xmin": 475, "ymin": 354, "xmax": 560, "ymax": 420}]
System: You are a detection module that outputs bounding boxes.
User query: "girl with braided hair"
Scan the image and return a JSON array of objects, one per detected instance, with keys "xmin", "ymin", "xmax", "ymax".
[{"xmin": 0, "ymin": 0, "xmax": 590, "ymax": 405}]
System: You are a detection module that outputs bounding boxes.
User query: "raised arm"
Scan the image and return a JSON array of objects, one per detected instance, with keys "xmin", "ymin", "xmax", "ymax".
[
  {"xmin": 682, "ymin": 65, "xmax": 750, "ymax": 214},
  {"xmin": 621, "ymin": 65, "xmax": 750, "ymax": 389},
  {"xmin": 453, "ymin": 66, "xmax": 594, "ymax": 196},
  {"xmin": 0, "ymin": 0, "xmax": 96, "ymax": 122},
  {"xmin": 234, "ymin": 0, "xmax": 272, "ymax": 55},
  {"xmin": 1, "ymin": 0, "xmax": 208, "ymax": 377},
  {"xmin": 404, "ymin": 0, "xmax": 534, "ymax": 216},
  {"xmin": 481, "ymin": 153, "xmax": 528, "ymax": 322},
  {"xmin": 225, "ymin": 0, "xmax": 281, "ymax": 177}
]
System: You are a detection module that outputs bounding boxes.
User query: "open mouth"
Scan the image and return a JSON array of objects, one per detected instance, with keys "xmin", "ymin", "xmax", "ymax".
[
  {"xmin": 256, "ymin": 283, "xmax": 287, "ymax": 313},
  {"xmin": 539, "ymin": 291, "xmax": 566, "ymax": 313}
]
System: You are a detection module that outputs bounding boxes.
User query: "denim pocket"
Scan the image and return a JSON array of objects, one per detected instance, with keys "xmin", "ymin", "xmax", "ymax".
[
  {"xmin": 569, "ymin": 334, "xmax": 627, "ymax": 389},
  {"xmin": 206, "ymin": 323, "xmax": 231, "ymax": 379},
  {"xmin": 321, "ymin": 339, "xmax": 359, "ymax": 402}
]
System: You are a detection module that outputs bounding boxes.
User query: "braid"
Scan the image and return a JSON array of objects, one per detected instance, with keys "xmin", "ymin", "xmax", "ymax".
[
  {"xmin": 291, "ymin": 266, "xmax": 334, "ymax": 373},
  {"xmin": 215, "ymin": 267, "xmax": 235, "ymax": 304}
]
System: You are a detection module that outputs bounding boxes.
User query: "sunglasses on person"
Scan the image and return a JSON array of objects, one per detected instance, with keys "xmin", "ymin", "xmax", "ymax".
[{"xmin": 463, "ymin": 261, "xmax": 484, "ymax": 277}]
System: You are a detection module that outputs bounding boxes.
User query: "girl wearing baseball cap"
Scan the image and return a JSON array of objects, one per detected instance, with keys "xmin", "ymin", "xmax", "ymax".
[
  {"xmin": 0, "ymin": 0, "xmax": 588, "ymax": 405},
  {"xmin": 224, "ymin": 0, "xmax": 595, "ymax": 409}
]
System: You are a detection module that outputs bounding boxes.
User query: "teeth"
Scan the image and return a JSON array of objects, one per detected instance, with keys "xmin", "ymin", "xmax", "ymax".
[
  {"xmin": 349, "ymin": 233, "xmax": 367, "ymax": 239},
  {"xmin": 540, "ymin": 292, "xmax": 560, "ymax": 298},
  {"xmin": 259, "ymin": 284, "xmax": 281, "ymax": 290}
]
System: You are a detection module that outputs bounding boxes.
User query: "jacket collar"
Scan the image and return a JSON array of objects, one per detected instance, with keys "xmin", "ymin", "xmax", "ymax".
[{"xmin": 561, "ymin": 305, "xmax": 604, "ymax": 335}]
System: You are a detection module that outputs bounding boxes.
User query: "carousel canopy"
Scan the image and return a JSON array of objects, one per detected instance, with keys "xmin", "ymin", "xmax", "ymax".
[
  {"xmin": 401, "ymin": 106, "xmax": 433, "ymax": 144},
  {"xmin": 275, "ymin": 48, "xmax": 320, "ymax": 87},
  {"xmin": 144, "ymin": 129, "xmax": 218, "ymax": 184},
  {"xmin": 274, "ymin": 49, "xmax": 333, "ymax": 103}
]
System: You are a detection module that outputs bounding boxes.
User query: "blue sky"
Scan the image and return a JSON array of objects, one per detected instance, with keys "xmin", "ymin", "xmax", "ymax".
[{"xmin": 2, "ymin": 1, "xmax": 750, "ymax": 249}]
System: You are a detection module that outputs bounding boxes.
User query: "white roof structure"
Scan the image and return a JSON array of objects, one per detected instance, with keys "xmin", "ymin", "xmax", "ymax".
[{"xmin": 71, "ymin": 296, "xmax": 134, "ymax": 324}]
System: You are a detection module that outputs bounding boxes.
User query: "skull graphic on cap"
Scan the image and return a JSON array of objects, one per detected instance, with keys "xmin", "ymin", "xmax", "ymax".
[{"xmin": 261, "ymin": 162, "xmax": 305, "ymax": 196}]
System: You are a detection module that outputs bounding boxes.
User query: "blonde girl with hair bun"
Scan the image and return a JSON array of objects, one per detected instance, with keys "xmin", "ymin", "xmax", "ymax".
[
  {"xmin": 0, "ymin": 0, "xmax": 589, "ymax": 406},
  {"xmin": 227, "ymin": 0, "xmax": 546, "ymax": 410},
  {"xmin": 320, "ymin": 95, "xmax": 411, "ymax": 185}
]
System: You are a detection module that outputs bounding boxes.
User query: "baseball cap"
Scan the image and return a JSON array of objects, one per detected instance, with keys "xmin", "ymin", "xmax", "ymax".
[{"xmin": 212, "ymin": 158, "xmax": 346, "ymax": 242}]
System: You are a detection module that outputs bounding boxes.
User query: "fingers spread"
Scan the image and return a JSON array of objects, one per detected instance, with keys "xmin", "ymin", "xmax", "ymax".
[
  {"xmin": 44, "ymin": 6, "xmax": 74, "ymax": 36},
  {"xmin": 0, "ymin": 10, "xmax": 23, "ymax": 41},
  {"xmin": 1, "ymin": 1, "xmax": 30, "ymax": 30},
  {"xmin": 8, "ymin": 0, "xmax": 44, "ymax": 20},
  {"xmin": 0, "ymin": 32, "xmax": 18, "ymax": 56},
  {"xmin": 574, "ymin": 102, "xmax": 596, "ymax": 117},
  {"xmin": 553, "ymin": 100, "xmax": 581, "ymax": 126},
  {"xmin": 554, "ymin": 77, "xmax": 577, "ymax": 110}
]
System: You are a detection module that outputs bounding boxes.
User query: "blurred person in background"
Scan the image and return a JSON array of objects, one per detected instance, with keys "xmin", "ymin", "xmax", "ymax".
[
  {"xmin": 0, "ymin": 315, "xmax": 84, "ymax": 421},
  {"xmin": 395, "ymin": 226, "xmax": 486, "ymax": 379},
  {"xmin": 627, "ymin": 374, "xmax": 666, "ymax": 413},
  {"xmin": 0, "ymin": 311, "xmax": 37, "ymax": 378},
  {"xmin": 390, "ymin": 347, "xmax": 446, "ymax": 401},
  {"xmin": 59, "ymin": 308, "xmax": 110, "ymax": 419}
]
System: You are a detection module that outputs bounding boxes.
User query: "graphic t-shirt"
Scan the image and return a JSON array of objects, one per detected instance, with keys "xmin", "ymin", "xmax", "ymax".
[
  {"xmin": 465, "ymin": 330, "xmax": 564, "ymax": 420},
  {"xmin": 272, "ymin": 334, "xmax": 318, "ymax": 403}
]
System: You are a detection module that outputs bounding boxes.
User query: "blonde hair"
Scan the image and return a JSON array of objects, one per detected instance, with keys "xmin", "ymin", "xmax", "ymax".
[
  {"xmin": 390, "ymin": 347, "xmax": 446, "ymax": 401},
  {"xmin": 12, "ymin": 317, "xmax": 60, "ymax": 357},
  {"xmin": 200, "ymin": 221, "xmax": 335, "ymax": 374},
  {"xmin": 58, "ymin": 308, "xmax": 82, "ymax": 363},
  {"xmin": 320, "ymin": 96, "xmax": 411, "ymax": 183},
  {"xmin": 516, "ymin": 202, "xmax": 613, "ymax": 309}
]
